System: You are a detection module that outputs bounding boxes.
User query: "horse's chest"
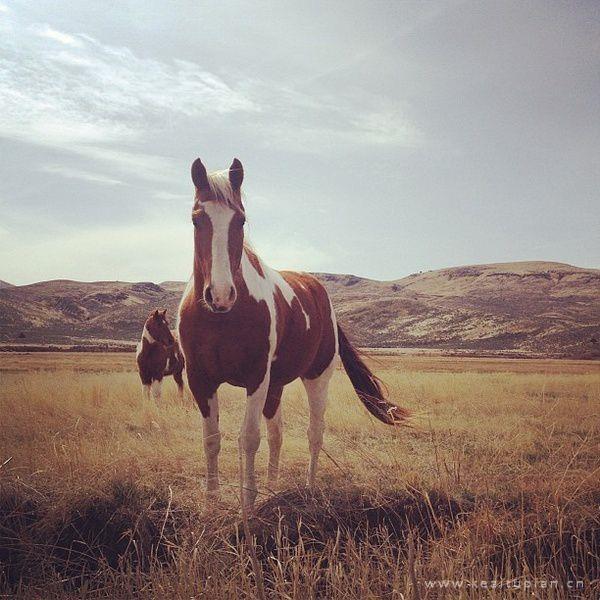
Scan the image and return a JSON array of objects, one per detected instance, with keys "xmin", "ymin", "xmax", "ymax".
[
  {"xmin": 137, "ymin": 346, "xmax": 167, "ymax": 380},
  {"xmin": 185, "ymin": 309, "xmax": 271, "ymax": 386}
]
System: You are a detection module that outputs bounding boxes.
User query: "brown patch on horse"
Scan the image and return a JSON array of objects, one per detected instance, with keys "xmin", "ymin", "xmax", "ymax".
[
  {"xmin": 227, "ymin": 212, "xmax": 245, "ymax": 276},
  {"xmin": 191, "ymin": 208, "xmax": 214, "ymax": 286},
  {"xmin": 245, "ymin": 246, "xmax": 265, "ymax": 278},
  {"xmin": 271, "ymin": 272, "xmax": 337, "ymax": 382}
]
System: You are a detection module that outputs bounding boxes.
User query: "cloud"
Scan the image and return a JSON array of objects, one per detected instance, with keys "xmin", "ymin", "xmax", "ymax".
[
  {"xmin": 0, "ymin": 13, "xmax": 257, "ymax": 180},
  {"xmin": 152, "ymin": 191, "xmax": 191, "ymax": 202},
  {"xmin": 41, "ymin": 164, "xmax": 125, "ymax": 186},
  {"xmin": 240, "ymin": 80, "xmax": 423, "ymax": 154},
  {"xmin": 0, "ymin": 3, "xmax": 9, "ymax": 13},
  {"xmin": 33, "ymin": 24, "xmax": 83, "ymax": 47},
  {"xmin": 0, "ymin": 8, "xmax": 423, "ymax": 184},
  {"xmin": 352, "ymin": 108, "xmax": 423, "ymax": 147},
  {"xmin": 68, "ymin": 146, "xmax": 180, "ymax": 183}
]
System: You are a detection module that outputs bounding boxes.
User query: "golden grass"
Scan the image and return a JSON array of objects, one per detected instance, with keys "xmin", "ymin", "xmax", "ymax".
[{"xmin": 0, "ymin": 352, "xmax": 599, "ymax": 598}]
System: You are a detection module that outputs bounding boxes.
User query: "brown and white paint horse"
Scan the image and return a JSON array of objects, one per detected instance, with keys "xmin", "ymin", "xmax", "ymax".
[
  {"xmin": 178, "ymin": 158, "xmax": 408, "ymax": 507},
  {"xmin": 136, "ymin": 309, "xmax": 185, "ymax": 401}
]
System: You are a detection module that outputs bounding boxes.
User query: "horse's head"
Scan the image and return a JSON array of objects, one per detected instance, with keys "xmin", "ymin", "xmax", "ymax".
[
  {"xmin": 145, "ymin": 309, "xmax": 175, "ymax": 346},
  {"xmin": 190, "ymin": 157, "xmax": 245, "ymax": 313}
]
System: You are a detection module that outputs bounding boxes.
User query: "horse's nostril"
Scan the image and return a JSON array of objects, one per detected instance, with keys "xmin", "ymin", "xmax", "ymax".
[
  {"xmin": 229, "ymin": 287, "xmax": 236, "ymax": 301},
  {"xmin": 204, "ymin": 287, "xmax": 213, "ymax": 305}
]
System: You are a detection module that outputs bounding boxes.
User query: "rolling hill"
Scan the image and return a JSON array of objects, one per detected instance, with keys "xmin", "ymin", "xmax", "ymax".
[{"xmin": 0, "ymin": 261, "xmax": 598, "ymax": 357}]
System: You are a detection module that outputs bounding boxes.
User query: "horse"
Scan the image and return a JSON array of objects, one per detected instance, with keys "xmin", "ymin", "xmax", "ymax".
[
  {"xmin": 136, "ymin": 309, "xmax": 185, "ymax": 401},
  {"xmin": 178, "ymin": 158, "xmax": 409, "ymax": 508}
]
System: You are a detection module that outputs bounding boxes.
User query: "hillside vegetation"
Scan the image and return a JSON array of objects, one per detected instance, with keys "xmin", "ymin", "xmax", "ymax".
[{"xmin": 0, "ymin": 261, "xmax": 598, "ymax": 357}]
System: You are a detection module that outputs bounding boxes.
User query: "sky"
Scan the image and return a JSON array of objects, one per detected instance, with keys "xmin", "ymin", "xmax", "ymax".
[{"xmin": 0, "ymin": 0, "xmax": 598, "ymax": 285}]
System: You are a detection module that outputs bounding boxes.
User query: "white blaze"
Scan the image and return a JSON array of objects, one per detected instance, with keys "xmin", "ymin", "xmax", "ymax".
[{"xmin": 203, "ymin": 202, "xmax": 235, "ymax": 303}]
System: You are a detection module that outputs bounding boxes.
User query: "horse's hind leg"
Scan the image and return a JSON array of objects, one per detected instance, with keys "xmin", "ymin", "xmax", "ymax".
[
  {"xmin": 302, "ymin": 359, "xmax": 335, "ymax": 488},
  {"xmin": 263, "ymin": 384, "xmax": 283, "ymax": 489}
]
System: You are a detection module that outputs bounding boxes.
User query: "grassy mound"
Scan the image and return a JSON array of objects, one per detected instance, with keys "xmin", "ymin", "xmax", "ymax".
[
  {"xmin": 247, "ymin": 486, "xmax": 464, "ymax": 551},
  {"xmin": 1, "ymin": 479, "xmax": 599, "ymax": 597}
]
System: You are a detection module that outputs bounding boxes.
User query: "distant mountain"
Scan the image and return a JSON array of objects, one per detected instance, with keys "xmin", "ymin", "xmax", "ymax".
[
  {"xmin": 319, "ymin": 262, "xmax": 599, "ymax": 358},
  {"xmin": 0, "ymin": 280, "xmax": 14, "ymax": 289},
  {"xmin": 0, "ymin": 262, "xmax": 598, "ymax": 358}
]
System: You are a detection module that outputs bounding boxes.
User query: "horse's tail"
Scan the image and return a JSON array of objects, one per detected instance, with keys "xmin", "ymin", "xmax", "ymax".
[{"xmin": 337, "ymin": 324, "xmax": 409, "ymax": 425}]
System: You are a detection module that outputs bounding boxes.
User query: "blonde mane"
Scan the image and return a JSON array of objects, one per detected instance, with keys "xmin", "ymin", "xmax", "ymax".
[{"xmin": 206, "ymin": 170, "xmax": 243, "ymax": 210}]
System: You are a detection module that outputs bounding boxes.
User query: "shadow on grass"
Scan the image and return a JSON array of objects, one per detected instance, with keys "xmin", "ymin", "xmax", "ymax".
[
  {"xmin": 1, "ymin": 479, "xmax": 598, "ymax": 594},
  {"xmin": 0, "ymin": 480, "xmax": 187, "ymax": 589}
]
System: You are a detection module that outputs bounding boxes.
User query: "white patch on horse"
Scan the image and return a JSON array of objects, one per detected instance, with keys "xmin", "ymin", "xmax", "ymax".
[
  {"xmin": 142, "ymin": 325, "xmax": 156, "ymax": 345},
  {"xmin": 241, "ymin": 250, "xmax": 278, "ymax": 364},
  {"xmin": 241, "ymin": 250, "xmax": 310, "ymax": 332},
  {"xmin": 164, "ymin": 356, "xmax": 171, "ymax": 373}
]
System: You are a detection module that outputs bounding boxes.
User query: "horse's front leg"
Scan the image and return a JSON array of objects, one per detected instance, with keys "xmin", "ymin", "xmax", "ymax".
[
  {"xmin": 202, "ymin": 393, "xmax": 221, "ymax": 497},
  {"xmin": 240, "ymin": 370, "xmax": 271, "ymax": 509},
  {"xmin": 187, "ymin": 371, "xmax": 221, "ymax": 501}
]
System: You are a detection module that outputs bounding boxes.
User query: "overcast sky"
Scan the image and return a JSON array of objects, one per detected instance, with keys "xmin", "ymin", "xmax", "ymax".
[{"xmin": 0, "ymin": 0, "xmax": 598, "ymax": 285}]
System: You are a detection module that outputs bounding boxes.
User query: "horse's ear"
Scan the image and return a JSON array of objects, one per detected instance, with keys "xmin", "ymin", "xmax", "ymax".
[
  {"xmin": 161, "ymin": 309, "xmax": 167, "ymax": 318},
  {"xmin": 229, "ymin": 158, "xmax": 244, "ymax": 191},
  {"xmin": 153, "ymin": 309, "xmax": 159, "ymax": 318},
  {"xmin": 191, "ymin": 158, "xmax": 209, "ymax": 191}
]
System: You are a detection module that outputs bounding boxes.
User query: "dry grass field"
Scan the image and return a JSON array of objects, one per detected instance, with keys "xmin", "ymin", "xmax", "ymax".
[{"xmin": 0, "ymin": 352, "xmax": 598, "ymax": 598}]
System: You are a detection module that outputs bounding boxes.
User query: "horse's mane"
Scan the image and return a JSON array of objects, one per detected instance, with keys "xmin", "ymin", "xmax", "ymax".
[
  {"xmin": 206, "ymin": 170, "xmax": 243, "ymax": 211},
  {"xmin": 206, "ymin": 169, "xmax": 253, "ymax": 253}
]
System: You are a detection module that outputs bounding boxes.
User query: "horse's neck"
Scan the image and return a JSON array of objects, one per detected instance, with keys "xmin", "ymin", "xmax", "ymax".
[{"xmin": 192, "ymin": 246, "xmax": 273, "ymax": 303}]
